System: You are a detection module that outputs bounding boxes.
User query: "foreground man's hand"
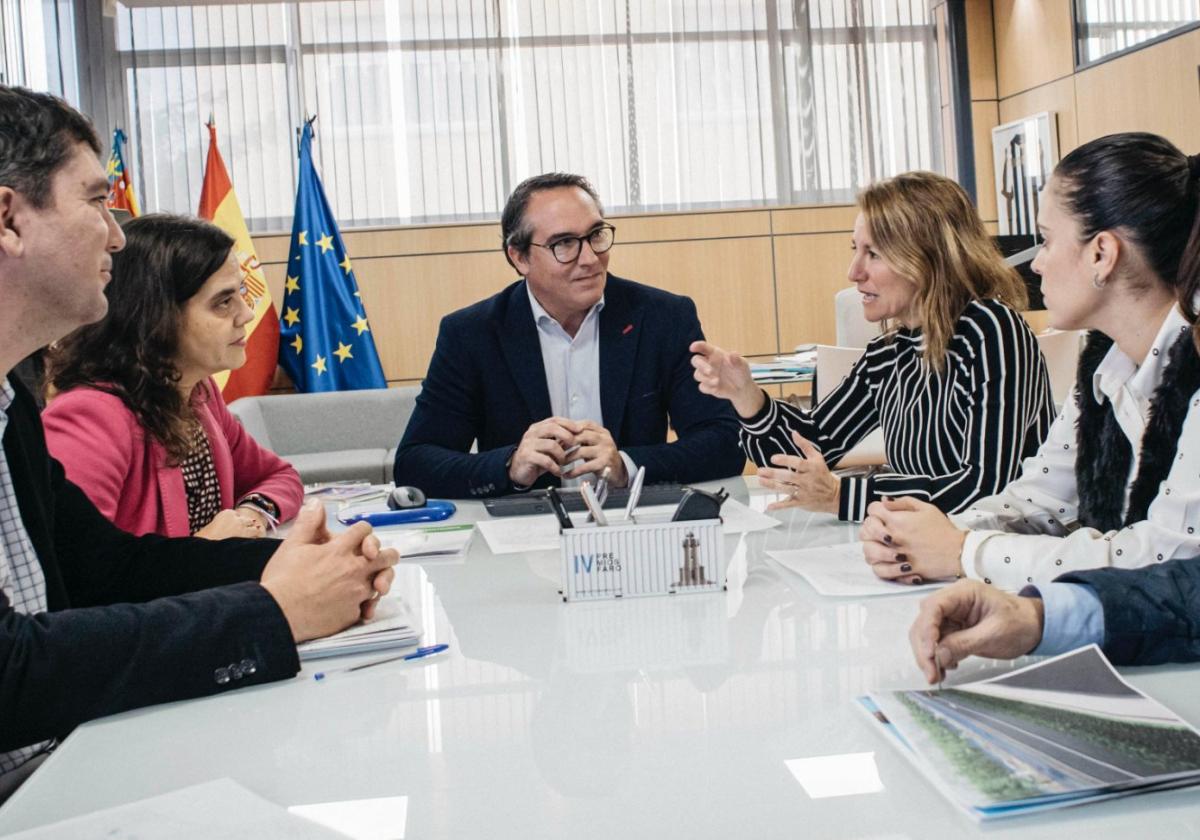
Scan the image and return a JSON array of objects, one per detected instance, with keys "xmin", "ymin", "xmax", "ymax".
[
  {"xmin": 261, "ymin": 500, "xmax": 399, "ymax": 642},
  {"xmin": 909, "ymin": 580, "xmax": 1044, "ymax": 684}
]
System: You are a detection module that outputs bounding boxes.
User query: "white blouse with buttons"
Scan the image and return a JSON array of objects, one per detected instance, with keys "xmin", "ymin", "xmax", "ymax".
[{"xmin": 952, "ymin": 307, "xmax": 1200, "ymax": 591}]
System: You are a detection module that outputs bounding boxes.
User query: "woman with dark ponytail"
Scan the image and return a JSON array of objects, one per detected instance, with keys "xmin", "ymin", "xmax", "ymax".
[{"xmin": 858, "ymin": 132, "xmax": 1200, "ymax": 590}]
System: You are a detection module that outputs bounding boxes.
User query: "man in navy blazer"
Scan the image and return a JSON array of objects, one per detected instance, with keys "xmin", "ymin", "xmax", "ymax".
[
  {"xmin": 395, "ymin": 173, "xmax": 744, "ymax": 499},
  {"xmin": 907, "ymin": 556, "xmax": 1200, "ymax": 680}
]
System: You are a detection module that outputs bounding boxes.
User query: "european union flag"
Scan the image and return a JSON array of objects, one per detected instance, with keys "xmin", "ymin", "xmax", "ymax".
[{"xmin": 279, "ymin": 120, "xmax": 387, "ymax": 392}]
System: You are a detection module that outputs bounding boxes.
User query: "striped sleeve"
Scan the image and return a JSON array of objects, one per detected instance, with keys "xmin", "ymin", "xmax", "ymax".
[
  {"xmin": 867, "ymin": 302, "xmax": 1054, "ymax": 517},
  {"xmin": 738, "ymin": 343, "xmax": 883, "ymax": 476}
]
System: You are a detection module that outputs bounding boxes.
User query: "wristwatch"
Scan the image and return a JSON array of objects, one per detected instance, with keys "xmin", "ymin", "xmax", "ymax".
[{"xmin": 237, "ymin": 493, "xmax": 280, "ymax": 532}]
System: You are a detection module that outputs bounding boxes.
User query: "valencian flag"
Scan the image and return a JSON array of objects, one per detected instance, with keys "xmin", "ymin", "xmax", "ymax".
[
  {"xmin": 279, "ymin": 120, "xmax": 386, "ymax": 392},
  {"xmin": 198, "ymin": 120, "xmax": 280, "ymax": 402},
  {"xmin": 105, "ymin": 128, "xmax": 140, "ymax": 216}
]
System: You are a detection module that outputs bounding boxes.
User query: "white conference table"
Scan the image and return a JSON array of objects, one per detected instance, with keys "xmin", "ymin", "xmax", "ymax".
[{"xmin": 3, "ymin": 478, "xmax": 1200, "ymax": 837}]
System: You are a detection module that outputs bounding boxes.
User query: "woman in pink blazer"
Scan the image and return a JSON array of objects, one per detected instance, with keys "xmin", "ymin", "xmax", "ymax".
[{"xmin": 43, "ymin": 214, "xmax": 302, "ymax": 539}]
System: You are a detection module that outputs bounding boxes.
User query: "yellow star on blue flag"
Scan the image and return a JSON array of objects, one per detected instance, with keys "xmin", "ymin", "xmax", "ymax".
[{"xmin": 278, "ymin": 120, "xmax": 386, "ymax": 393}]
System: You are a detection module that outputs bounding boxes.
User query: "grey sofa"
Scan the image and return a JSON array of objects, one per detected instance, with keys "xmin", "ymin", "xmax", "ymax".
[{"xmin": 228, "ymin": 386, "xmax": 419, "ymax": 484}]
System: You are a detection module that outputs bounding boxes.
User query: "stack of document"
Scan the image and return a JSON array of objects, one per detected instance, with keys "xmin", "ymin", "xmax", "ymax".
[
  {"xmin": 297, "ymin": 595, "xmax": 421, "ymax": 661},
  {"xmin": 859, "ymin": 645, "xmax": 1200, "ymax": 820},
  {"xmin": 750, "ymin": 351, "xmax": 816, "ymax": 384}
]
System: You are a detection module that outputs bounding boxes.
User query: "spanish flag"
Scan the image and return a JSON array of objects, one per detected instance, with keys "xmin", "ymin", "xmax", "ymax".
[
  {"xmin": 198, "ymin": 120, "xmax": 280, "ymax": 402},
  {"xmin": 105, "ymin": 128, "xmax": 140, "ymax": 216}
]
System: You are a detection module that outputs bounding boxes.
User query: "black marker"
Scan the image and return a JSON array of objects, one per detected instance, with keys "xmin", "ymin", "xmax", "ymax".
[{"xmin": 546, "ymin": 487, "xmax": 573, "ymax": 530}]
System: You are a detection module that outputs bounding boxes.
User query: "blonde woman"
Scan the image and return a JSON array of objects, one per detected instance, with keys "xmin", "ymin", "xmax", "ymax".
[{"xmin": 692, "ymin": 172, "xmax": 1055, "ymax": 551}]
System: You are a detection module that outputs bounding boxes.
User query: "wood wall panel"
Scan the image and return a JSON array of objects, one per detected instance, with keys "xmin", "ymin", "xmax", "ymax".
[
  {"xmin": 609, "ymin": 238, "xmax": 777, "ymax": 356},
  {"xmin": 771, "ymin": 205, "xmax": 858, "ymax": 235},
  {"xmin": 1074, "ymin": 28, "xmax": 1200, "ymax": 150},
  {"xmin": 354, "ymin": 252, "xmax": 515, "ymax": 381},
  {"xmin": 971, "ymin": 100, "xmax": 1001, "ymax": 223},
  {"xmin": 966, "ymin": 0, "xmax": 998, "ymax": 101},
  {"xmin": 997, "ymin": 76, "xmax": 1079, "ymax": 154},
  {"xmin": 993, "ymin": 0, "xmax": 1075, "ymax": 99},
  {"xmin": 615, "ymin": 210, "xmax": 771, "ymax": 242},
  {"xmin": 773, "ymin": 233, "xmax": 856, "ymax": 350}
]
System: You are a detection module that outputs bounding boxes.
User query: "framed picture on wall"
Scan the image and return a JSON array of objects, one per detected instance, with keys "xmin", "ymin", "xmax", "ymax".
[{"xmin": 992, "ymin": 112, "xmax": 1059, "ymax": 237}]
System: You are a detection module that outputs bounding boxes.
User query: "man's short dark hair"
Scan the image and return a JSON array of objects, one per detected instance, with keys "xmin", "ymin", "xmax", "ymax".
[
  {"xmin": 0, "ymin": 86, "xmax": 100, "ymax": 209},
  {"xmin": 500, "ymin": 173, "xmax": 603, "ymax": 268}
]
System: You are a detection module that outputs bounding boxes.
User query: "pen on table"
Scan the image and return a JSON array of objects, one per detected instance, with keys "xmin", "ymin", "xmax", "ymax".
[
  {"xmin": 580, "ymin": 480, "xmax": 608, "ymax": 526},
  {"xmin": 546, "ymin": 486, "xmax": 573, "ymax": 530},
  {"xmin": 623, "ymin": 465, "xmax": 646, "ymax": 520},
  {"xmin": 596, "ymin": 466, "xmax": 611, "ymax": 506},
  {"xmin": 587, "ymin": 466, "xmax": 612, "ymax": 522},
  {"xmin": 313, "ymin": 644, "xmax": 450, "ymax": 681}
]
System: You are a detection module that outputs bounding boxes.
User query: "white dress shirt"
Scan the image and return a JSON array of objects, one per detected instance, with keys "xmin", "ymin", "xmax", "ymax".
[
  {"xmin": 526, "ymin": 284, "xmax": 636, "ymax": 487},
  {"xmin": 953, "ymin": 306, "xmax": 1200, "ymax": 591}
]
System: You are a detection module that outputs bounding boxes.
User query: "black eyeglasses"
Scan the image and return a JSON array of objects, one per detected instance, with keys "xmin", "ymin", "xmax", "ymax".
[{"xmin": 532, "ymin": 224, "xmax": 616, "ymax": 264}]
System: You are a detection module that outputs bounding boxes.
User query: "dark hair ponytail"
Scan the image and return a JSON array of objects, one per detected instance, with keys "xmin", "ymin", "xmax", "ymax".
[
  {"xmin": 1180, "ymin": 155, "xmax": 1200, "ymax": 347},
  {"xmin": 1054, "ymin": 134, "xmax": 1199, "ymax": 338}
]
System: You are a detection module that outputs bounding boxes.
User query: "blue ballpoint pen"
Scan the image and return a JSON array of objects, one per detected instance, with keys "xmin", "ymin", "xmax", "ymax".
[{"xmin": 313, "ymin": 643, "xmax": 450, "ymax": 681}]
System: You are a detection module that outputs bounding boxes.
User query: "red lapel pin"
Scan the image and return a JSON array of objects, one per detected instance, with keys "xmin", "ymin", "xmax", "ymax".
[{"xmin": 622, "ymin": 323, "xmax": 634, "ymax": 335}]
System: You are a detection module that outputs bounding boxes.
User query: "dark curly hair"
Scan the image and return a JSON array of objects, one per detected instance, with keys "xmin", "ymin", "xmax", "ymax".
[
  {"xmin": 0, "ymin": 85, "xmax": 100, "ymax": 208},
  {"xmin": 46, "ymin": 214, "xmax": 234, "ymax": 461}
]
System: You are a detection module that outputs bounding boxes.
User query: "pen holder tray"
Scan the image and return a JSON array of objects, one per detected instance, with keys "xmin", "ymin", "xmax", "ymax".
[{"xmin": 559, "ymin": 516, "xmax": 725, "ymax": 602}]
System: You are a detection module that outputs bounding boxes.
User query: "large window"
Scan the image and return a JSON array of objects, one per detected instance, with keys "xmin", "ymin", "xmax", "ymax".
[
  {"xmin": 114, "ymin": 0, "xmax": 942, "ymax": 231},
  {"xmin": 0, "ymin": 0, "xmax": 77, "ymax": 99},
  {"xmin": 1074, "ymin": 0, "xmax": 1200, "ymax": 66}
]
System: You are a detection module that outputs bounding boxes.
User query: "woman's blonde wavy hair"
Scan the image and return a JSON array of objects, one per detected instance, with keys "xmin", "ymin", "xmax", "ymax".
[{"xmin": 858, "ymin": 171, "xmax": 1027, "ymax": 373}]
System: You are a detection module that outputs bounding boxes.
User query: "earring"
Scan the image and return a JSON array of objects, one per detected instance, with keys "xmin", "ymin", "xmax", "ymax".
[{"xmin": 1092, "ymin": 272, "xmax": 1106, "ymax": 290}]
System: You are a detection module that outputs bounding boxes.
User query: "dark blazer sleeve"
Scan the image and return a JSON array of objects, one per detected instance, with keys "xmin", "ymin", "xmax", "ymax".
[
  {"xmin": 621, "ymin": 296, "xmax": 745, "ymax": 483},
  {"xmin": 0, "ymin": 582, "xmax": 296, "ymax": 750},
  {"xmin": 1056, "ymin": 558, "xmax": 1200, "ymax": 666},
  {"xmin": 0, "ymin": 378, "xmax": 299, "ymax": 750},
  {"xmin": 394, "ymin": 313, "xmax": 514, "ymax": 498}
]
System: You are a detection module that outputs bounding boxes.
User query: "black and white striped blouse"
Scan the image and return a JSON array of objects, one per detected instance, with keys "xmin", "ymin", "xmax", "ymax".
[{"xmin": 740, "ymin": 299, "xmax": 1056, "ymax": 521}]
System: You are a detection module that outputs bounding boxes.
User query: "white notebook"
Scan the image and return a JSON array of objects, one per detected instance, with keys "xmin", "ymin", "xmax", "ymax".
[{"xmin": 296, "ymin": 595, "xmax": 421, "ymax": 661}]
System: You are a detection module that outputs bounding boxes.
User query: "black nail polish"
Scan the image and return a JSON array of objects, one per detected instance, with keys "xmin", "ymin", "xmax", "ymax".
[
  {"xmin": 883, "ymin": 534, "xmax": 893, "ymax": 545},
  {"xmin": 912, "ymin": 577, "xmax": 925, "ymax": 585},
  {"xmin": 896, "ymin": 553, "xmax": 907, "ymax": 562},
  {"xmin": 900, "ymin": 563, "xmax": 912, "ymax": 573}
]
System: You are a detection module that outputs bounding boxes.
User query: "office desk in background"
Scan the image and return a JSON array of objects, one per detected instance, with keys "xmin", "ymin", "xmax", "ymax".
[{"xmin": 3, "ymin": 479, "xmax": 1200, "ymax": 838}]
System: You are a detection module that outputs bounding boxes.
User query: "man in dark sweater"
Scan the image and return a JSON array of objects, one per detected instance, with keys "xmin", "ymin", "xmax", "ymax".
[
  {"xmin": 908, "ymin": 559, "xmax": 1200, "ymax": 682},
  {"xmin": 0, "ymin": 85, "xmax": 397, "ymax": 791}
]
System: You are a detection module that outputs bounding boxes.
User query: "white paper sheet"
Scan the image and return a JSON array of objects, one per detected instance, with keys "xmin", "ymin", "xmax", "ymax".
[
  {"xmin": 378, "ymin": 526, "xmax": 473, "ymax": 559},
  {"xmin": 6, "ymin": 778, "xmax": 349, "ymax": 839},
  {"xmin": 767, "ymin": 542, "xmax": 950, "ymax": 597},
  {"xmin": 475, "ymin": 497, "xmax": 780, "ymax": 555}
]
